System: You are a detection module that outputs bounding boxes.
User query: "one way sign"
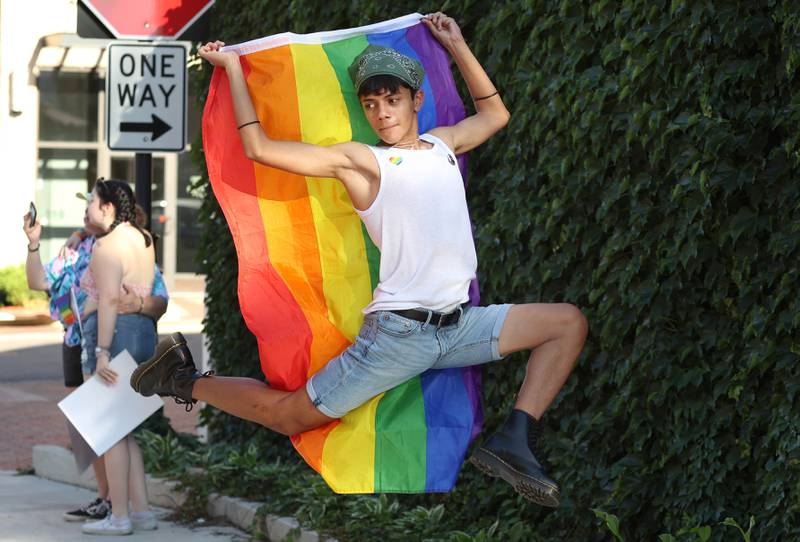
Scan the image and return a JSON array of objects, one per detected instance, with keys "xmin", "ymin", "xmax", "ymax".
[{"xmin": 106, "ymin": 43, "xmax": 187, "ymax": 151}]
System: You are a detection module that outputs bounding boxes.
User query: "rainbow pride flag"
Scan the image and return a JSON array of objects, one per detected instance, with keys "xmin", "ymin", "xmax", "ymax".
[
  {"xmin": 53, "ymin": 291, "xmax": 76, "ymax": 327},
  {"xmin": 202, "ymin": 13, "xmax": 482, "ymax": 493}
]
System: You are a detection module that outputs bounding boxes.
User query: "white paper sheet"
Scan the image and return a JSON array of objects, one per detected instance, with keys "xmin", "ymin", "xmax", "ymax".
[
  {"xmin": 65, "ymin": 419, "xmax": 97, "ymax": 473},
  {"xmin": 58, "ymin": 350, "xmax": 164, "ymax": 456},
  {"xmin": 70, "ymin": 287, "xmax": 83, "ymax": 337}
]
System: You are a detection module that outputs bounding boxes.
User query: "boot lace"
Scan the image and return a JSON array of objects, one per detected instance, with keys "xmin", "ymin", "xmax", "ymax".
[
  {"xmin": 172, "ymin": 370, "xmax": 214, "ymax": 412},
  {"xmin": 173, "ymin": 396, "xmax": 194, "ymax": 412}
]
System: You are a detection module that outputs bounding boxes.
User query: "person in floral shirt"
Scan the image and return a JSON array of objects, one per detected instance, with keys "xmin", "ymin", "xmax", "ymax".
[{"xmin": 22, "ymin": 199, "xmax": 169, "ymax": 523}]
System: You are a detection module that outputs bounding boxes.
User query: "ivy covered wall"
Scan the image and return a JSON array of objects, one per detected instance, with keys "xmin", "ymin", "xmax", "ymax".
[{"xmin": 193, "ymin": 1, "xmax": 800, "ymax": 540}]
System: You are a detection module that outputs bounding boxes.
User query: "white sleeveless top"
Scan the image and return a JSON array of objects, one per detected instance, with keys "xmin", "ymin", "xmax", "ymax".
[{"xmin": 357, "ymin": 133, "xmax": 477, "ymax": 314}]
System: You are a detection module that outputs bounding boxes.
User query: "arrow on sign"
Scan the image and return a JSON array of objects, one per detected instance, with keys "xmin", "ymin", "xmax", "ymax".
[{"xmin": 119, "ymin": 114, "xmax": 171, "ymax": 141}]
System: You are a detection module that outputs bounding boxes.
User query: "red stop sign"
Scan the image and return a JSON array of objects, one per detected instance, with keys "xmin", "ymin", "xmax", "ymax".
[{"xmin": 82, "ymin": 0, "xmax": 214, "ymax": 39}]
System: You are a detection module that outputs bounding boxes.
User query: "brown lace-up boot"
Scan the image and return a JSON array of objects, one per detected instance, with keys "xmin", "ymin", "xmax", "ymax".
[{"xmin": 130, "ymin": 332, "xmax": 210, "ymax": 411}]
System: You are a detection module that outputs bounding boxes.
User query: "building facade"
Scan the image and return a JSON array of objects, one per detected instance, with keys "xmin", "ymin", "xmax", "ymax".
[{"xmin": 1, "ymin": 0, "xmax": 204, "ymax": 289}]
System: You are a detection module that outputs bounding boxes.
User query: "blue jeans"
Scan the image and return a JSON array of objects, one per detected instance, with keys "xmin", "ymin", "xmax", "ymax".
[
  {"xmin": 81, "ymin": 312, "xmax": 157, "ymax": 373},
  {"xmin": 306, "ymin": 303, "xmax": 512, "ymax": 418}
]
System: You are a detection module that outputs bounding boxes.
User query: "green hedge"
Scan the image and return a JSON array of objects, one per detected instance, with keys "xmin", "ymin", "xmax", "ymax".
[
  {"xmin": 194, "ymin": 1, "xmax": 800, "ymax": 540},
  {"xmin": 0, "ymin": 265, "xmax": 48, "ymax": 306}
]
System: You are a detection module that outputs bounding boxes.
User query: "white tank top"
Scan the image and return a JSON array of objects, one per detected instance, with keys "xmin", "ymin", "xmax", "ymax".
[{"xmin": 357, "ymin": 133, "xmax": 477, "ymax": 314}]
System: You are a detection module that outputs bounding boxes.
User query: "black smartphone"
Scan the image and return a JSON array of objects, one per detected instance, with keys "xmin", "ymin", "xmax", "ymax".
[{"xmin": 29, "ymin": 201, "xmax": 37, "ymax": 226}]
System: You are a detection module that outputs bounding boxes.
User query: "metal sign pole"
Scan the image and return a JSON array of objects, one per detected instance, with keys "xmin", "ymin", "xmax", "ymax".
[{"xmin": 134, "ymin": 152, "xmax": 152, "ymax": 230}]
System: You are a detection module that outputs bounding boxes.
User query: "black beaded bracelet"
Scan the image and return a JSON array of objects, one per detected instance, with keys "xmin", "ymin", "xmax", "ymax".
[
  {"xmin": 473, "ymin": 91, "xmax": 499, "ymax": 101},
  {"xmin": 27, "ymin": 244, "xmax": 40, "ymax": 252},
  {"xmin": 237, "ymin": 120, "xmax": 261, "ymax": 130}
]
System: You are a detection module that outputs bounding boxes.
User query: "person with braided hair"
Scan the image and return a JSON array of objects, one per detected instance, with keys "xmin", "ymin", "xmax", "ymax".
[
  {"xmin": 23, "ymin": 196, "xmax": 169, "ymax": 525},
  {"xmin": 78, "ymin": 179, "xmax": 159, "ymax": 535}
]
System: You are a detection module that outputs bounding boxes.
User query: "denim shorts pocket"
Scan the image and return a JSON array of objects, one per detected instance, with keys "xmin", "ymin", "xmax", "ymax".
[
  {"xmin": 111, "ymin": 314, "xmax": 157, "ymax": 364},
  {"xmin": 376, "ymin": 312, "xmax": 418, "ymax": 338},
  {"xmin": 352, "ymin": 317, "xmax": 378, "ymax": 356}
]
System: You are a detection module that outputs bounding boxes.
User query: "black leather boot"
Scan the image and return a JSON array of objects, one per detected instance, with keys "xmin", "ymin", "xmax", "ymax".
[
  {"xmin": 130, "ymin": 332, "xmax": 210, "ymax": 411},
  {"xmin": 470, "ymin": 409, "xmax": 560, "ymax": 507}
]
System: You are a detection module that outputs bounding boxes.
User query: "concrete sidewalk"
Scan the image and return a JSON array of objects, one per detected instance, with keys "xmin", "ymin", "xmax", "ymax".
[
  {"xmin": 0, "ymin": 277, "xmax": 206, "ymax": 471},
  {"xmin": 0, "ymin": 333, "xmax": 204, "ymax": 471},
  {"xmin": 0, "ymin": 470, "xmax": 249, "ymax": 541}
]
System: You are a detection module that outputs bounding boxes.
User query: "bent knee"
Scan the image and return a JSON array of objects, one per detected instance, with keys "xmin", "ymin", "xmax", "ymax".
[
  {"xmin": 562, "ymin": 304, "xmax": 588, "ymax": 341},
  {"xmin": 268, "ymin": 389, "xmax": 333, "ymax": 436},
  {"xmin": 267, "ymin": 413, "xmax": 311, "ymax": 436},
  {"xmin": 269, "ymin": 419, "xmax": 299, "ymax": 437}
]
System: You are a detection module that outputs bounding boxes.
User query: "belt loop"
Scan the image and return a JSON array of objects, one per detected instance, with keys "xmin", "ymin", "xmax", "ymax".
[
  {"xmin": 421, "ymin": 309, "xmax": 433, "ymax": 330},
  {"xmin": 457, "ymin": 304, "xmax": 465, "ymax": 324}
]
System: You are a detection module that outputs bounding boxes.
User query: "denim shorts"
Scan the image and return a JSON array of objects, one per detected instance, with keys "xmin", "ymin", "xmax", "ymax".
[
  {"xmin": 306, "ymin": 303, "xmax": 512, "ymax": 418},
  {"xmin": 81, "ymin": 312, "xmax": 157, "ymax": 373}
]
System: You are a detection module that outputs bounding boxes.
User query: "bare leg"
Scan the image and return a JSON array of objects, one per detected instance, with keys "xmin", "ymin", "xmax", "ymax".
[
  {"xmin": 92, "ymin": 455, "xmax": 109, "ymax": 500},
  {"xmin": 192, "ymin": 376, "xmax": 335, "ymax": 435},
  {"xmin": 103, "ymin": 438, "xmax": 130, "ymax": 518},
  {"xmin": 470, "ymin": 303, "xmax": 586, "ymax": 507},
  {"xmin": 126, "ymin": 436, "xmax": 149, "ymax": 513},
  {"xmin": 498, "ymin": 303, "xmax": 588, "ymax": 419},
  {"xmin": 78, "ymin": 377, "xmax": 110, "ymax": 501}
]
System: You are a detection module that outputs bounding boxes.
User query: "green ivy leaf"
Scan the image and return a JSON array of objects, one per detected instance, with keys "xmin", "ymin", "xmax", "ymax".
[{"xmin": 591, "ymin": 509, "xmax": 624, "ymax": 541}]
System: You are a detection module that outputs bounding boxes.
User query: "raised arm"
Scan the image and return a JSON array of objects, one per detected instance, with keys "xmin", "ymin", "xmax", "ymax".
[
  {"xmin": 198, "ymin": 42, "xmax": 377, "ymax": 185},
  {"xmin": 22, "ymin": 213, "xmax": 48, "ymax": 291},
  {"xmin": 422, "ymin": 13, "xmax": 510, "ymax": 155}
]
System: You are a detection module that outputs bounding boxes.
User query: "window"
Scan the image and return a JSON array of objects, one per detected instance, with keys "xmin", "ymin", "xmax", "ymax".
[
  {"xmin": 38, "ymin": 71, "xmax": 100, "ymax": 142},
  {"xmin": 36, "ymin": 70, "xmax": 100, "ymax": 262}
]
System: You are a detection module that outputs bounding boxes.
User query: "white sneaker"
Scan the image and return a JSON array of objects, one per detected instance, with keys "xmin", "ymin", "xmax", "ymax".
[
  {"xmin": 130, "ymin": 511, "xmax": 158, "ymax": 530},
  {"xmin": 81, "ymin": 514, "xmax": 132, "ymax": 536}
]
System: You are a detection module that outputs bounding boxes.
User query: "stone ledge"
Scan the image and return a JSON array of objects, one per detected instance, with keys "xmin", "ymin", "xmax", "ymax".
[
  {"xmin": 32, "ymin": 445, "xmax": 97, "ymax": 489},
  {"xmin": 32, "ymin": 444, "xmax": 336, "ymax": 542},
  {"xmin": 147, "ymin": 477, "xmax": 187, "ymax": 509},
  {"xmin": 205, "ymin": 494, "xmax": 259, "ymax": 532},
  {"xmin": 225, "ymin": 497, "xmax": 260, "ymax": 532},
  {"xmin": 265, "ymin": 515, "xmax": 327, "ymax": 542}
]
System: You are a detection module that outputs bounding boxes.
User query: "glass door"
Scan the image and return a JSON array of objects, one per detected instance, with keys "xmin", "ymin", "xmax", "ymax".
[{"xmin": 36, "ymin": 69, "xmax": 101, "ymax": 263}]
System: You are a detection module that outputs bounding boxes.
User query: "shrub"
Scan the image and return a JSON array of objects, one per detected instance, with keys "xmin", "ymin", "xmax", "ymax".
[
  {"xmin": 194, "ymin": 1, "xmax": 800, "ymax": 540},
  {"xmin": 0, "ymin": 265, "xmax": 48, "ymax": 307}
]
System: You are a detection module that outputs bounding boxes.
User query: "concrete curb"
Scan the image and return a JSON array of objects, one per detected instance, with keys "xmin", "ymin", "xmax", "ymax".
[{"xmin": 33, "ymin": 444, "xmax": 334, "ymax": 542}]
